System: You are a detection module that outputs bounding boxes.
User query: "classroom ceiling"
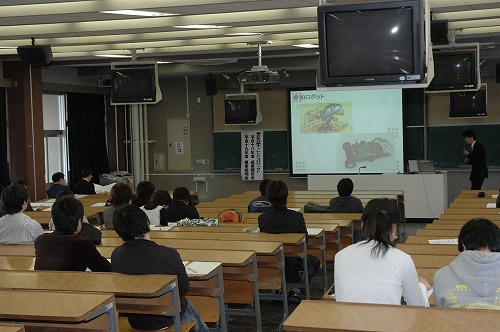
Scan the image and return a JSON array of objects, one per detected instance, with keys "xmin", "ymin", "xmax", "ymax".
[{"xmin": 1, "ymin": 0, "xmax": 500, "ymax": 76}]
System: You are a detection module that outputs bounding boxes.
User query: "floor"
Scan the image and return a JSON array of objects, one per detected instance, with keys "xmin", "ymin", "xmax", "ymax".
[{"xmin": 223, "ymin": 223, "xmax": 428, "ymax": 332}]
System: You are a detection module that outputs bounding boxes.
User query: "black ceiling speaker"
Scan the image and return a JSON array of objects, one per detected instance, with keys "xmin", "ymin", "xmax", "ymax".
[
  {"xmin": 431, "ymin": 20, "xmax": 449, "ymax": 45},
  {"xmin": 17, "ymin": 45, "xmax": 53, "ymax": 66},
  {"xmin": 496, "ymin": 64, "xmax": 500, "ymax": 83}
]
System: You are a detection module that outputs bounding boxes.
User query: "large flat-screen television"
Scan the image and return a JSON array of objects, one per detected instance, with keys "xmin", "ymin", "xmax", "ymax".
[
  {"xmin": 224, "ymin": 93, "xmax": 262, "ymax": 125},
  {"xmin": 317, "ymin": 0, "xmax": 425, "ymax": 87},
  {"xmin": 111, "ymin": 62, "xmax": 162, "ymax": 105},
  {"xmin": 427, "ymin": 49, "xmax": 478, "ymax": 92},
  {"xmin": 289, "ymin": 88, "xmax": 404, "ymax": 175},
  {"xmin": 449, "ymin": 85, "xmax": 487, "ymax": 118}
]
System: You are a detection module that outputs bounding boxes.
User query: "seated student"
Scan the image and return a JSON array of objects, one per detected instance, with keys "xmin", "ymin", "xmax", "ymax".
[
  {"xmin": 11, "ymin": 178, "xmax": 34, "ymax": 212},
  {"xmin": 34, "ymin": 195, "xmax": 111, "ymax": 272},
  {"xmin": 160, "ymin": 187, "xmax": 199, "ymax": 225},
  {"xmin": 329, "ymin": 178, "xmax": 364, "ymax": 213},
  {"xmin": 102, "ymin": 182, "xmax": 133, "ymax": 229},
  {"xmin": 48, "ymin": 189, "xmax": 102, "ymax": 245},
  {"xmin": 111, "ymin": 205, "xmax": 208, "ymax": 332},
  {"xmin": 73, "ymin": 169, "xmax": 96, "ymax": 195},
  {"xmin": 46, "ymin": 172, "xmax": 70, "ymax": 198},
  {"xmin": 334, "ymin": 198, "xmax": 430, "ymax": 306},
  {"xmin": 248, "ymin": 179, "xmax": 272, "ymax": 213},
  {"xmin": 433, "ymin": 218, "xmax": 500, "ymax": 309},
  {"xmin": 258, "ymin": 180, "xmax": 320, "ymax": 298},
  {"xmin": 141, "ymin": 189, "xmax": 171, "ymax": 227},
  {"xmin": 0, "ymin": 184, "xmax": 44, "ymax": 244},
  {"xmin": 132, "ymin": 181, "xmax": 156, "ymax": 207}
]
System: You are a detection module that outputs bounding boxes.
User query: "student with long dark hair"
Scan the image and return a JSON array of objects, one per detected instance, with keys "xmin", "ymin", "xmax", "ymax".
[{"xmin": 334, "ymin": 198, "xmax": 429, "ymax": 306}]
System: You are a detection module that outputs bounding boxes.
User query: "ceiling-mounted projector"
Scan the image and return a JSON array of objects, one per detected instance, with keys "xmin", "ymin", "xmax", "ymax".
[
  {"xmin": 238, "ymin": 42, "xmax": 280, "ymax": 84},
  {"xmin": 238, "ymin": 65, "xmax": 280, "ymax": 84}
]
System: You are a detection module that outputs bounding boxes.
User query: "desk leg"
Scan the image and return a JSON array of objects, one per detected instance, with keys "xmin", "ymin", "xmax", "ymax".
[
  {"xmin": 251, "ymin": 259, "xmax": 262, "ymax": 332},
  {"xmin": 215, "ymin": 268, "xmax": 227, "ymax": 332},
  {"xmin": 84, "ymin": 299, "xmax": 119, "ymax": 332},
  {"xmin": 321, "ymin": 234, "xmax": 328, "ymax": 293}
]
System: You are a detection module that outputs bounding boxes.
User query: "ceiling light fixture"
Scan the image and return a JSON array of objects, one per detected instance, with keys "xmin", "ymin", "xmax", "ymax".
[
  {"xmin": 101, "ymin": 10, "xmax": 177, "ymax": 17},
  {"xmin": 174, "ymin": 25, "xmax": 231, "ymax": 29},
  {"xmin": 282, "ymin": 70, "xmax": 290, "ymax": 78},
  {"xmin": 226, "ymin": 32, "xmax": 262, "ymax": 36},
  {"xmin": 293, "ymin": 44, "xmax": 319, "ymax": 48},
  {"xmin": 95, "ymin": 54, "xmax": 131, "ymax": 58}
]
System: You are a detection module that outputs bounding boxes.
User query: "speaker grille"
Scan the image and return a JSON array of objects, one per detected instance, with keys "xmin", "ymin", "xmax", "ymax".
[{"xmin": 17, "ymin": 45, "xmax": 53, "ymax": 65}]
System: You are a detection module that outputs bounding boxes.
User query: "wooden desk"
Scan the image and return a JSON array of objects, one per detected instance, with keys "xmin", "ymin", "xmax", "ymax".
[
  {"xmin": 405, "ymin": 236, "xmax": 456, "ymax": 245},
  {"xmin": 0, "ymin": 323, "xmax": 24, "ymax": 332},
  {"xmin": 438, "ymin": 214, "xmax": 500, "ymax": 222},
  {"xmin": 283, "ymin": 300, "xmax": 500, "ymax": 331},
  {"xmin": 0, "ymin": 290, "xmax": 118, "ymax": 331},
  {"xmin": 396, "ymin": 244, "xmax": 459, "ymax": 256},
  {"xmin": 0, "ymin": 270, "xmax": 181, "ymax": 332},
  {"xmin": 416, "ymin": 229, "xmax": 460, "ymax": 237}
]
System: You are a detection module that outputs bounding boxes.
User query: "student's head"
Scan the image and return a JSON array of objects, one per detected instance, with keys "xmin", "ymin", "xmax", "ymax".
[
  {"xmin": 51, "ymin": 196, "xmax": 84, "ymax": 232},
  {"xmin": 266, "ymin": 180, "xmax": 288, "ymax": 208},
  {"xmin": 56, "ymin": 188, "xmax": 74, "ymax": 199},
  {"xmin": 259, "ymin": 179, "xmax": 272, "ymax": 196},
  {"xmin": 462, "ymin": 129, "xmax": 476, "ymax": 142},
  {"xmin": 110, "ymin": 182, "xmax": 133, "ymax": 207},
  {"xmin": 1, "ymin": 184, "xmax": 29, "ymax": 214},
  {"xmin": 337, "ymin": 178, "xmax": 354, "ymax": 197},
  {"xmin": 458, "ymin": 218, "xmax": 500, "ymax": 252},
  {"xmin": 135, "ymin": 181, "xmax": 156, "ymax": 201},
  {"xmin": 361, "ymin": 198, "xmax": 401, "ymax": 257},
  {"xmin": 173, "ymin": 187, "xmax": 191, "ymax": 204},
  {"xmin": 113, "ymin": 204, "xmax": 151, "ymax": 241},
  {"xmin": 153, "ymin": 190, "xmax": 171, "ymax": 207},
  {"xmin": 81, "ymin": 169, "xmax": 93, "ymax": 179},
  {"xmin": 11, "ymin": 178, "xmax": 28, "ymax": 188},
  {"xmin": 52, "ymin": 172, "xmax": 65, "ymax": 183}
]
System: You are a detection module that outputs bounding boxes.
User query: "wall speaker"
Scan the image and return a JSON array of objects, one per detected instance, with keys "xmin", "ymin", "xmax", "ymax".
[
  {"xmin": 17, "ymin": 45, "xmax": 53, "ymax": 66},
  {"xmin": 431, "ymin": 20, "xmax": 449, "ymax": 45},
  {"xmin": 205, "ymin": 77, "xmax": 217, "ymax": 96},
  {"xmin": 496, "ymin": 64, "xmax": 500, "ymax": 83}
]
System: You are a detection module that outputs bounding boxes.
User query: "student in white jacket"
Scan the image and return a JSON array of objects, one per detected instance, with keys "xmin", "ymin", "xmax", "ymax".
[{"xmin": 334, "ymin": 198, "xmax": 430, "ymax": 306}]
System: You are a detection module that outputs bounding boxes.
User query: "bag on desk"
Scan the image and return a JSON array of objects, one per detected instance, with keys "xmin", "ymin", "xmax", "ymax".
[{"xmin": 217, "ymin": 209, "xmax": 244, "ymax": 223}]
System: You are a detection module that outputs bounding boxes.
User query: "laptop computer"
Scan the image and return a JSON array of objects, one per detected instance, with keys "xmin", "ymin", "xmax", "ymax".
[{"xmin": 408, "ymin": 160, "xmax": 436, "ymax": 174}]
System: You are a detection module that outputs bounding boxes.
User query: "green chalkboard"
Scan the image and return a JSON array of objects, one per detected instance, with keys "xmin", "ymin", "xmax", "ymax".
[
  {"xmin": 213, "ymin": 131, "xmax": 288, "ymax": 171},
  {"xmin": 427, "ymin": 125, "xmax": 500, "ymax": 167}
]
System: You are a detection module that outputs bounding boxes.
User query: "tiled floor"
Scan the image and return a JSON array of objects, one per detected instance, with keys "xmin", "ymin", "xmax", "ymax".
[{"xmin": 224, "ymin": 223, "xmax": 428, "ymax": 331}]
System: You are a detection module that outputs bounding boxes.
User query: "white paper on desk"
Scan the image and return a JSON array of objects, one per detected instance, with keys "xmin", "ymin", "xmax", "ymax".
[
  {"xmin": 153, "ymin": 226, "xmax": 173, "ymax": 231},
  {"xmin": 45, "ymin": 199, "xmax": 56, "ymax": 203},
  {"xmin": 486, "ymin": 203, "xmax": 497, "ymax": 208},
  {"xmin": 428, "ymin": 239, "xmax": 458, "ymax": 245},
  {"xmin": 307, "ymin": 228, "xmax": 323, "ymax": 236},
  {"xmin": 185, "ymin": 261, "xmax": 220, "ymax": 276},
  {"xmin": 492, "ymin": 194, "xmax": 498, "ymax": 199},
  {"xmin": 288, "ymin": 207, "xmax": 301, "ymax": 212},
  {"xmin": 42, "ymin": 207, "xmax": 52, "ymax": 212},
  {"xmin": 74, "ymin": 194, "xmax": 87, "ymax": 199},
  {"xmin": 91, "ymin": 202, "xmax": 107, "ymax": 207}
]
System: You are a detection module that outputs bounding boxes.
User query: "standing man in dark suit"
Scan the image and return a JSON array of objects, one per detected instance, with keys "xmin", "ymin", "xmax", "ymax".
[
  {"xmin": 463, "ymin": 130, "xmax": 488, "ymax": 190},
  {"xmin": 73, "ymin": 169, "xmax": 96, "ymax": 195}
]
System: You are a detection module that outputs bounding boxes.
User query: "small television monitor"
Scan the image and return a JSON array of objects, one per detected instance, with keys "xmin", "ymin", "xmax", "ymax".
[
  {"xmin": 427, "ymin": 49, "xmax": 478, "ymax": 91},
  {"xmin": 110, "ymin": 62, "xmax": 162, "ymax": 105},
  {"xmin": 317, "ymin": 0, "xmax": 425, "ymax": 87},
  {"xmin": 224, "ymin": 93, "xmax": 261, "ymax": 125},
  {"xmin": 449, "ymin": 85, "xmax": 487, "ymax": 118}
]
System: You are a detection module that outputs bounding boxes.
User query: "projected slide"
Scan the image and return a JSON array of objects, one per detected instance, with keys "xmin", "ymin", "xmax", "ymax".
[{"xmin": 290, "ymin": 89, "xmax": 403, "ymax": 175}]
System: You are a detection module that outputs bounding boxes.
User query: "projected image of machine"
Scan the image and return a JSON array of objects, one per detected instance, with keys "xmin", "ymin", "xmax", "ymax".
[
  {"xmin": 342, "ymin": 137, "xmax": 394, "ymax": 169},
  {"xmin": 303, "ymin": 103, "xmax": 349, "ymax": 133}
]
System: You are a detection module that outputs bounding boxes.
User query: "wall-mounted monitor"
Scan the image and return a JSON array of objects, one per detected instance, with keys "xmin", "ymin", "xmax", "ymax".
[
  {"xmin": 317, "ymin": 0, "xmax": 426, "ymax": 87},
  {"xmin": 427, "ymin": 49, "xmax": 479, "ymax": 92},
  {"xmin": 224, "ymin": 93, "xmax": 262, "ymax": 125},
  {"xmin": 449, "ymin": 84, "xmax": 487, "ymax": 118},
  {"xmin": 110, "ymin": 62, "xmax": 162, "ymax": 105}
]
